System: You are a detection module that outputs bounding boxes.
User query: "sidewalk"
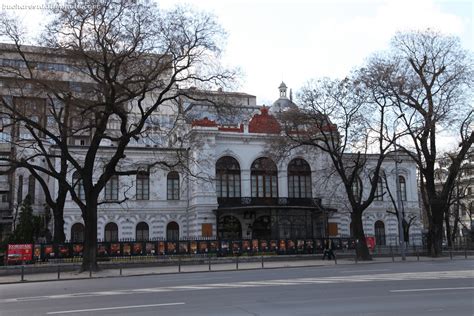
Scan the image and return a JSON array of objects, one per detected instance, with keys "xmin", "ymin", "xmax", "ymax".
[{"xmin": 1, "ymin": 255, "xmax": 471, "ymax": 284}]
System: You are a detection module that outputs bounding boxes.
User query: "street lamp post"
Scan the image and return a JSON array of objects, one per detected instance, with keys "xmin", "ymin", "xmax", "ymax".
[{"xmin": 393, "ymin": 117, "xmax": 406, "ymax": 261}]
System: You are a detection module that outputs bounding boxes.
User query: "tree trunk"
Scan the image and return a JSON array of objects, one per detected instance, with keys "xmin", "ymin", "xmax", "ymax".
[
  {"xmin": 445, "ymin": 211, "xmax": 452, "ymax": 248},
  {"xmin": 53, "ymin": 208, "xmax": 66, "ymax": 244},
  {"xmin": 429, "ymin": 209, "xmax": 444, "ymax": 257},
  {"xmin": 351, "ymin": 212, "xmax": 371, "ymax": 260},
  {"xmin": 81, "ymin": 199, "xmax": 99, "ymax": 272}
]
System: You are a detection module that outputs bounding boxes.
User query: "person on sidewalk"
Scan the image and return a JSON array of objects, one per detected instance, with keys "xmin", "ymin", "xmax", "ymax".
[{"xmin": 322, "ymin": 239, "xmax": 335, "ymax": 260}]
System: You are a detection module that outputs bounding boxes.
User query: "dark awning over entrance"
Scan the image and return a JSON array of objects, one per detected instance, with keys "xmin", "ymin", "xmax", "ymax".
[{"xmin": 214, "ymin": 197, "xmax": 334, "ymax": 240}]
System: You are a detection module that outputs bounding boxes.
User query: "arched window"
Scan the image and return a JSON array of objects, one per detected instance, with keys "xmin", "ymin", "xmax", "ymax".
[
  {"xmin": 71, "ymin": 223, "xmax": 84, "ymax": 242},
  {"xmin": 136, "ymin": 222, "xmax": 149, "ymax": 241},
  {"xmin": 166, "ymin": 221, "xmax": 179, "ymax": 240},
  {"xmin": 288, "ymin": 158, "xmax": 312, "ymax": 198},
  {"xmin": 217, "ymin": 215, "xmax": 242, "ymax": 240},
  {"xmin": 17, "ymin": 175, "xmax": 23, "ymax": 204},
  {"xmin": 399, "ymin": 176, "xmax": 407, "ymax": 201},
  {"xmin": 375, "ymin": 221, "xmax": 386, "ymax": 246},
  {"xmin": 352, "ymin": 178, "xmax": 361, "ymax": 203},
  {"xmin": 104, "ymin": 222, "xmax": 118, "ymax": 242},
  {"xmin": 251, "ymin": 157, "xmax": 278, "ymax": 198},
  {"xmin": 105, "ymin": 175, "xmax": 119, "ymax": 201},
  {"xmin": 216, "ymin": 156, "xmax": 241, "ymax": 198},
  {"xmin": 374, "ymin": 173, "xmax": 384, "ymax": 201},
  {"xmin": 167, "ymin": 172, "xmax": 179, "ymax": 200},
  {"xmin": 28, "ymin": 175, "xmax": 35, "ymax": 203},
  {"xmin": 73, "ymin": 171, "xmax": 85, "ymax": 200},
  {"xmin": 136, "ymin": 171, "xmax": 149, "ymax": 200}
]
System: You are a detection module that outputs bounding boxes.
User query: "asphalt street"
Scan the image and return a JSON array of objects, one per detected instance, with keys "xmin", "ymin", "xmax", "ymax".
[{"xmin": 0, "ymin": 259, "xmax": 473, "ymax": 315}]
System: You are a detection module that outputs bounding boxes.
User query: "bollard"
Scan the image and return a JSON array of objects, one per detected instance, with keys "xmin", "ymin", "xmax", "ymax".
[
  {"xmin": 57, "ymin": 265, "xmax": 61, "ymax": 280},
  {"xmin": 334, "ymin": 254, "xmax": 337, "ymax": 265},
  {"xmin": 236, "ymin": 256, "xmax": 239, "ymax": 270},
  {"xmin": 89, "ymin": 264, "xmax": 92, "ymax": 278},
  {"xmin": 390, "ymin": 246, "xmax": 394, "ymax": 262},
  {"xmin": 120, "ymin": 265, "xmax": 122, "ymax": 276},
  {"xmin": 416, "ymin": 248, "xmax": 419, "ymax": 261},
  {"xmin": 208, "ymin": 255, "xmax": 211, "ymax": 271},
  {"xmin": 261, "ymin": 255, "xmax": 264, "ymax": 269},
  {"xmin": 21, "ymin": 266, "xmax": 25, "ymax": 282},
  {"xmin": 465, "ymin": 246, "xmax": 468, "ymax": 259},
  {"xmin": 178, "ymin": 257, "xmax": 181, "ymax": 273},
  {"xmin": 449, "ymin": 248, "xmax": 453, "ymax": 260},
  {"xmin": 355, "ymin": 248, "xmax": 358, "ymax": 264}
]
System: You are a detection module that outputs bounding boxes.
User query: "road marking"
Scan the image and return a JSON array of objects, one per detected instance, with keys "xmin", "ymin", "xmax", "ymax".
[
  {"xmin": 3, "ymin": 270, "xmax": 473, "ymax": 303},
  {"xmin": 339, "ymin": 269, "xmax": 390, "ymax": 273},
  {"xmin": 46, "ymin": 302, "xmax": 185, "ymax": 314},
  {"xmin": 390, "ymin": 287, "xmax": 474, "ymax": 293}
]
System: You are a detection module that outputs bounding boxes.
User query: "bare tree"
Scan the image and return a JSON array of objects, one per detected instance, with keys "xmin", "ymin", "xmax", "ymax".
[
  {"xmin": 277, "ymin": 77, "xmax": 396, "ymax": 260},
  {"xmin": 0, "ymin": 0, "xmax": 235, "ymax": 271},
  {"xmin": 364, "ymin": 30, "xmax": 474, "ymax": 256},
  {"xmin": 382, "ymin": 172, "xmax": 416, "ymax": 245},
  {"xmin": 436, "ymin": 152, "xmax": 474, "ymax": 247}
]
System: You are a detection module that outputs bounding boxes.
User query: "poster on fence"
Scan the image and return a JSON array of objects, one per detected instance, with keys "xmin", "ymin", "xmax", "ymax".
[
  {"xmin": 270, "ymin": 240, "xmax": 278, "ymax": 251},
  {"xmin": 44, "ymin": 244, "xmax": 54, "ymax": 258},
  {"xmin": 158, "ymin": 242, "xmax": 166, "ymax": 255},
  {"xmin": 199, "ymin": 241, "xmax": 208, "ymax": 253},
  {"xmin": 242, "ymin": 240, "xmax": 251, "ymax": 252},
  {"xmin": 209, "ymin": 241, "xmax": 218, "ymax": 252},
  {"xmin": 98, "ymin": 243, "xmax": 108, "ymax": 256},
  {"xmin": 145, "ymin": 243, "xmax": 154, "ymax": 255},
  {"xmin": 252, "ymin": 239, "xmax": 259, "ymax": 252},
  {"xmin": 7, "ymin": 244, "xmax": 33, "ymax": 263},
  {"xmin": 34, "ymin": 244, "xmax": 42, "ymax": 260},
  {"xmin": 279, "ymin": 240, "xmax": 286, "ymax": 251},
  {"xmin": 58, "ymin": 245, "xmax": 70, "ymax": 258},
  {"xmin": 132, "ymin": 243, "xmax": 143, "ymax": 255},
  {"xmin": 73, "ymin": 244, "xmax": 83, "ymax": 256},
  {"xmin": 123, "ymin": 243, "xmax": 131, "ymax": 256},
  {"xmin": 110, "ymin": 243, "xmax": 120, "ymax": 255}
]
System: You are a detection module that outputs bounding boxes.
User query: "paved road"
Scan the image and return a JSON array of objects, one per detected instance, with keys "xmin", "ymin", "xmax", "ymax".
[{"xmin": 0, "ymin": 259, "xmax": 473, "ymax": 315}]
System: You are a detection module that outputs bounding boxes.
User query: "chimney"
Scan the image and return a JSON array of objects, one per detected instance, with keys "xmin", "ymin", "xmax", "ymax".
[{"xmin": 290, "ymin": 89, "xmax": 293, "ymax": 101}]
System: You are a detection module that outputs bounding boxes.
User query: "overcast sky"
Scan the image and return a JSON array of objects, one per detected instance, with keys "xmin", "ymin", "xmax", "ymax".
[
  {"xmin": 1, "ymin": 0, "xmax": 472, "ymax": 105},
  {"xmin": 159, "ymin": 0, "xmax": 473, "ymax": 105}
]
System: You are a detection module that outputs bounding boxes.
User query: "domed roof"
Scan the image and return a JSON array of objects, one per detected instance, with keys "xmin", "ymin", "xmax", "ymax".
[
  {"xmin": 271, "ymin": 97, "xmax": 297, "ymax": 113},
  {"xmin": 270, "ymin": 81, "xmax": 298, "ymax": 113}
]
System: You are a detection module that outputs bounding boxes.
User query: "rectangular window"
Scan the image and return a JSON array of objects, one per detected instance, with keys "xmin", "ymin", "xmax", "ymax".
[
  {"xmin": 105, "ymin": 176, "xmax": 119, "ymax": 201},
  {"xmin": 375, "ymin": 179, "xmax": 384, "ymax": 201},
  {"xmin": 76, "ymin": 180, "xmax": 85, "ymax": 200},
  {"xmin": 167, "ymin": 175, "xmax": 179, "ymax": 200},
  {"xmin": 271, "ymin": 175, "xmax": 277, "ymax": 197},
  {"xmin": 216, "ymin": 175, "xmax": 222, "ymax": 198},
  {"xmin": 136, "ymin": 172, "xmax": 149, "ymax": 200},
  {"xmin": 305, "ymin": 176, "xmax": 311, "ymax": 198},
  {"xmin": 265, "ymin": 176, "xmax": 271, "ymax": 197},
  {"xmin": 251, "ymin": 175, "xmax": 257, "ymax": 197},
  {"xmin": 235, "ymin": 175, "xmax": 241, "ymax": 197},
  {"xmin": 17, "ymin": 175, "xmax": 23, "ymax": 204},
  {"xmin": 288, "ymin": 176, "xmax": 295, "ymax": 198},
  {"xmin": 28, "ymin": 175, "xmax": 35, "ymax": 203},
  {"xmin": 228, "ymin": 174, "xmax": 234, "ymax": 198}
]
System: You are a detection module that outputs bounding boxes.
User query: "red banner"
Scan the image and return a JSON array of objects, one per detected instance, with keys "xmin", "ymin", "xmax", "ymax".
[{"xmin": 7, "ymin": 244, "xmax": 33, "ymax": 263}]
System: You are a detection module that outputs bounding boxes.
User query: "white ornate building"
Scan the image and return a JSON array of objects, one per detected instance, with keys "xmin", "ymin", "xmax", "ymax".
[{"xmin": 0, "ymin": 45, "xmax": 423, "ymax": 245}]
